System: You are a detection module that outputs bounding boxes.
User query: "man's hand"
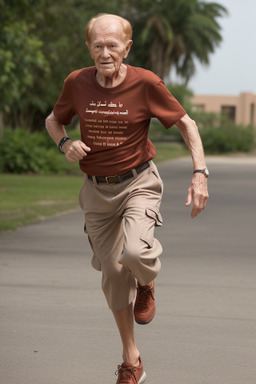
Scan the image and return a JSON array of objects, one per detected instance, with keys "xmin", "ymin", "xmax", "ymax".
[
  {"xmin": 185, "ymin": 173, "xmax": 209, "ymax": 218},
  {"xmin": 45, "ymin": 112, "xmax": 91, "ymax": 162},
  {"xmin": 62, "ymin": 140, "xmax": 91, "ymax": 163}
]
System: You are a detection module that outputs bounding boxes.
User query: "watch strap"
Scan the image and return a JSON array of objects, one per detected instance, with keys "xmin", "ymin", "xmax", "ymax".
[
  {"xmin": 58, "ymin": 137, "xmax": 71, "ymax": 153},
  {"xmin": 193, "ymin": 170, "xmax": 205, "ymax": 175},
  {"xmin": 193, "ymin": 168, "xmax": 209, "ymax": 178}
]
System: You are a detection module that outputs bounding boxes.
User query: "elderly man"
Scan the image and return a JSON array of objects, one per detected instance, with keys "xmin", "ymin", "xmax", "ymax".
[{"xmin": 46, "ymin": 13, "xmax": 209, "ymax": 384}]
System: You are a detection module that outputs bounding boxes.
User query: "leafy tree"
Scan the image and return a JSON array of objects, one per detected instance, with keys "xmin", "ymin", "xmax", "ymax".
[
  {"xmin": 0, "ymin": 0, "xmax": 49, "ymax": 130},
  {"xmin": 0, "ymin": 0, "xmax": 119, "ymax": 130},
  {"xmin": 121, "ymin": 0, "xmax": 227, "ymax": 82}
]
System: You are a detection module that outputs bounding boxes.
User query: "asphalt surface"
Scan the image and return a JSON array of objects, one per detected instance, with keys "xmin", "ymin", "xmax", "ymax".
[{"xmin": 0, "ymin": 156, "xmax": 256, "ymax": 384}]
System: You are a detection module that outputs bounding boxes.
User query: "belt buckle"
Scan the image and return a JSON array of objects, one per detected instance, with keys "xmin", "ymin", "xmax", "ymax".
[{"xmin": 105, "ymin": 175, "xmax": 118, "ymax": 184}]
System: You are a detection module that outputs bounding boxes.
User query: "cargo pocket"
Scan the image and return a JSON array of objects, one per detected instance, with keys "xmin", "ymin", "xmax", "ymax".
[{"xmin": 140, "ymin": 208, "xmax": 163, "ymax": 248}]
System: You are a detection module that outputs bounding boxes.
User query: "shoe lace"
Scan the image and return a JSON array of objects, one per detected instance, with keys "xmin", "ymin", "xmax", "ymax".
[
  {"xmin": 136, "ymin": 285, "xmax": 154, "ymax": 310},
  {"xmin": 115, "ymin": 365, "xmax": 137, "ymax": 383}
]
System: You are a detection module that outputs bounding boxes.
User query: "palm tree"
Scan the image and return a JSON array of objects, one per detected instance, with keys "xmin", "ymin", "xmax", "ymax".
[{"xmin": 121, "ymin": 0, "xmax": 227, "ymax": 82}]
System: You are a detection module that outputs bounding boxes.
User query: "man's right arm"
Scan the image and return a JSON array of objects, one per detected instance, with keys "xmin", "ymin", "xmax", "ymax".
[{"xmin": 45, "ymin": 112, "xmax": 91, "ymax": 163}]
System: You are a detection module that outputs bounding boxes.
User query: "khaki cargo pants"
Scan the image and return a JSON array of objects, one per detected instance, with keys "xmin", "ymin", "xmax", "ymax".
[{"xmin": 79, "ymin": 161, "xmax": 163, "ymax": 311}]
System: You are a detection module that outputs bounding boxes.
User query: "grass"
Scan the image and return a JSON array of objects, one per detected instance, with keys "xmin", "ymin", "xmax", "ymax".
[
  {"xmin": 154, "ymin": 142, "xmax": 189, "ymax": 162},
  {"xmin": 0, "ymin": 142, "xmax": 189, "ymax": 232},
  {"xmin": 0, "ymin": 174, "xmax": 83, "ymax": 231}
]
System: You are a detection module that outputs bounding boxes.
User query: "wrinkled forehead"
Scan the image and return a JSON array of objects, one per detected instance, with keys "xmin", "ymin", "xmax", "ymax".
[{"xmin": 90, "ymin": 17, "xmax": 125, "ymax": 42}]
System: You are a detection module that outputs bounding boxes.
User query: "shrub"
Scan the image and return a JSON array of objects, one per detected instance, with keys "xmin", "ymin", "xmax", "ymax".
[
  {"xmin": 190, "ymin": 111, "xmax": 221, "ymax": 129},
  {"xmin": 0, "ymin": 128, "xmax": 80, "ymax": 174},
  {"xmin": 149, "ymin": 113, "xmax": 255, "ymax": 155},
  {"xmin": 149, "ymin": 119, "xmax": 184, "ymax": 143},
  {"xmin": 200, "ymin": 124, "xmax": 254, "ymax": 154}
]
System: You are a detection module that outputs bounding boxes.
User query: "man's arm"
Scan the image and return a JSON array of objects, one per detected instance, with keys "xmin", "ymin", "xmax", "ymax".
[
  {"xmin": 45, "ymin": 112, "xmax": 91, "ymax": 162},
  {"xmin": 175, "ymin": 113, "xmax": 209, "ymax": 218}
]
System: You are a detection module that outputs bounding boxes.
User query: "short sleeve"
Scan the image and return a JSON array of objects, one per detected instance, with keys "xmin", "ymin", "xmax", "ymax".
[
  {"xmin": 147, "ymin": 79, "xmax": 186, "ymax": 128},
  {"xmin": 53, "ymin": 76, "xmax": 75, "ymax": 125}
]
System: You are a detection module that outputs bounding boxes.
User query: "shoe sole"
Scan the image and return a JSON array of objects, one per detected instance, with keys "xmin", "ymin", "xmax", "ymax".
[
  {"xmin": 139, "ymin": 371, "xmax": 147, "ymax": 384},
  {"xmin": 135, "ymin": 313, "xmax": 155, "ymax": 325}
]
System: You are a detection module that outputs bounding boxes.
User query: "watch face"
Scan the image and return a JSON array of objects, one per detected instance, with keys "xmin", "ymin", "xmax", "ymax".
[{"xmin": 204, "ymin": 168, "xmax": 209, "ymax": 176}]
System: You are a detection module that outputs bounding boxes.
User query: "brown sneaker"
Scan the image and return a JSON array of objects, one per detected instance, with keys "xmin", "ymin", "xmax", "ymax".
[
  {"xmin": 134, "ymin": 281, "xmax": 155, "ymax": 325},
  {"xmin": 115, "ymin": 356, "xmax": 146, "ymax": 384}
]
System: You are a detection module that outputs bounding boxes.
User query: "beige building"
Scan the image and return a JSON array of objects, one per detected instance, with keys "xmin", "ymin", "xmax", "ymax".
[{"xmin": 191, "ymin": 92, "xmax": 256, "ymax": 128}]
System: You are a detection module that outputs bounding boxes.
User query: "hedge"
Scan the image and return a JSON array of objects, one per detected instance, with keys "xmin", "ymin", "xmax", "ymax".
[
  {"xmin": 200, "ymin": 124, "xmax": 254, "ymax": 154},
  {"xmin": 0, "ymin": 128, "xmax": 80, "ymax": 174}
]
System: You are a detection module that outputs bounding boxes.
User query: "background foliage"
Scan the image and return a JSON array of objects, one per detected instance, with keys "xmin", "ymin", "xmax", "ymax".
[
  {"xmin": 0, "ymin": 0, "xmax": 226, "ymax": 131},
  {"xmin": 0, "ymin": 128, "xmax": 82, "ymax": 174}
]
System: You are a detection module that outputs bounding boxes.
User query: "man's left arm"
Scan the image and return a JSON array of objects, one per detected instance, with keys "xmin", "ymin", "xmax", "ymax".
[{"xmin": 175, "ymin": 114, "xmax": 209, "ymax": 219}]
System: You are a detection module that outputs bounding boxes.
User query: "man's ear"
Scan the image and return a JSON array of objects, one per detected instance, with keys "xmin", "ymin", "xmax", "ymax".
[
  {"xmin": 124, "ymin": 40, "xmax": 133, "ymax": 58},
  {"xmin": 85, "ymin": 41, "xmax": 93, "ymax": 59}
]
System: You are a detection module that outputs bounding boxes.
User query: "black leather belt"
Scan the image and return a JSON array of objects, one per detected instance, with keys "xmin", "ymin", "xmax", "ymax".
[{"xmin": 87, "ymin": 161, "xmax": 150, "ymax": 184}]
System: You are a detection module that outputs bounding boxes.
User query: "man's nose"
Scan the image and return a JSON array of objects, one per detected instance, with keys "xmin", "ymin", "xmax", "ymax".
[{"xmin": 101, "ymin": 46, "xmax": 110, "ymax": 58}]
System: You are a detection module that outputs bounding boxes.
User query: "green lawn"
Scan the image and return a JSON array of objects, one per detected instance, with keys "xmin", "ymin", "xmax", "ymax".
[
  {"xmin": 154, "ymin": 142, "xmax": 189, "ymax": 163},
  {"xmin": 0, "ymin": 143, "xmax": 189, "ymax": 232},
  {"xmin": 0, "ymin": 174, "xmax": 83, "ymax": 231}
]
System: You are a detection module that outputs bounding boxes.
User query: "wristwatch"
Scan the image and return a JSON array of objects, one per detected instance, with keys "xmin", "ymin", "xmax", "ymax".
[
  {"xmin": 193, "ymin": 168, "xmax": 209, "ymax": 178},
  {"xmin": 58, "ymin": 136, "xmax": 71, "ymax": 153}
]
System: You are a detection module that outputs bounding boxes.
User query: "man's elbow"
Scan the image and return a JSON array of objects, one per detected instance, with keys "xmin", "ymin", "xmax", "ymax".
[
  {"xmin": 178, "ymin": 114, "xmax": 197, "ymax": 127},
  {"xmin": 45, "ymin": 111, "xmax": 54, "ymax": 123},
  {"xmin": 45, "ymin": 111, "xmax": 59, "ymax": 131}
]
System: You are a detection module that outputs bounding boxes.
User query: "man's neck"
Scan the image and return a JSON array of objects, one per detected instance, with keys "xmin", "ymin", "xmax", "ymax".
[{"xmin": 96, "ymin": 64, "xmax": 127, "ymax": 88}]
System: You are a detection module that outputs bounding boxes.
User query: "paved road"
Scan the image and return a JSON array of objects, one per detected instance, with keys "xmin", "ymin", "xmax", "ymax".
[{"xmin": 1, "ymin": 157, "xmax": 256, "ymax": 384}]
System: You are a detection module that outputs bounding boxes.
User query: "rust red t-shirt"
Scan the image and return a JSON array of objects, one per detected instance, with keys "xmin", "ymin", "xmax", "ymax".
[{"xmin": 53, "ymin": 65, "xmax": 186, "ymax": 176}]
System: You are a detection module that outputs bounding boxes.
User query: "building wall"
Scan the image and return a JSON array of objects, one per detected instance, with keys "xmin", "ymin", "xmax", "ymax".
[{"xmin": 191, "ymin": 92, "xmax": 256, "ymax": 128}]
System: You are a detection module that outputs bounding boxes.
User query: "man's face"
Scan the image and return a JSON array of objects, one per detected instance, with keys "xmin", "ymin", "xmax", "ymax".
[{"xmin": 87, "ymin": 17, "xmax": 132, "ymax": 81}]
